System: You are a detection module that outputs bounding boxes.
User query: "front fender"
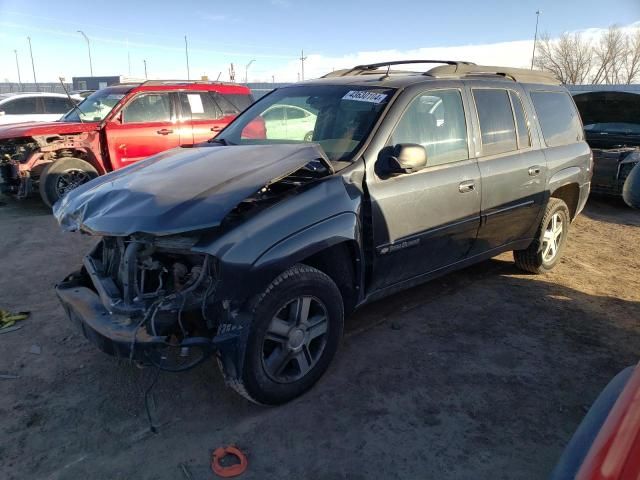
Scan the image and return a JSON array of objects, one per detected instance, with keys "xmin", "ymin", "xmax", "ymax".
[
  {"xmin": 252, "ymin": 211, "xmax": 362, "ymax": 282},
  {"xmin": 193, "ymin": 175, "xmax": 363, "ymax": 304}
]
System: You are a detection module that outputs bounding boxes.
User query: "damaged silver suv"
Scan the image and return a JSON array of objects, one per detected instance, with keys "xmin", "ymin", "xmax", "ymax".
[{"xmin": 54, "ymin": 61, "xmax": 591, "ymax": 405}]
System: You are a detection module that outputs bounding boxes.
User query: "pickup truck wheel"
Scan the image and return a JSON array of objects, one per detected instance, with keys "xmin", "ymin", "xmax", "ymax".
[
  {"xmin": 39, "ymin": 157, "xmax": 98, "ymax": 207},
  {"xmin": 513, "ymin": 198, "xmax": 570, "ymax": 274},
  {"xmin": 222, "ymin": 264, "xmax": 344, "ymax": 405}
]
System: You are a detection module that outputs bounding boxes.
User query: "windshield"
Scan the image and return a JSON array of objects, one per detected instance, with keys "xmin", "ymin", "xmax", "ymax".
[
  {"xmin": 217, "ymin": 85, "xmax": 395, "ymax": 162},
  {"xmin": 61, "ymin": 89, "xmax": 127, "ymax": 122}
]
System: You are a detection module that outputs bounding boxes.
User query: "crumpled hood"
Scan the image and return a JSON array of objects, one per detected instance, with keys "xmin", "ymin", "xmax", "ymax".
[
  {"xmin": 53, "ymin": 143, "xmax": 331, "ymax": 236},
  {"xmin": 0, "ymin": 121, "xmax": 98, "ymax": 140}
]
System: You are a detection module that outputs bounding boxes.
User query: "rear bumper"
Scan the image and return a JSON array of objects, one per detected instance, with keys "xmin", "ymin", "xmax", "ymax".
[{"xmin": 56, "ymin": 272, "xmax": 242, "ymax": 364}]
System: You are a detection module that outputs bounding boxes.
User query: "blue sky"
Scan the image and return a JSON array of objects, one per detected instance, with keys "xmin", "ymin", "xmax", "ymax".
[{"xmin": 1, "ymin": 0, "xmax": 639, "ymax": 82}]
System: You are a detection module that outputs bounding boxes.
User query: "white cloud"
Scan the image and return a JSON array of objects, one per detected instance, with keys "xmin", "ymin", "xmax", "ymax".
[{"xmin": 252, "ymin": 21, "xmax": 640, "ymax": 83}]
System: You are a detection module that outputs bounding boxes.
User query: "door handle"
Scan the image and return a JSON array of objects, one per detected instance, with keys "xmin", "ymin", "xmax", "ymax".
[
  {"xmin": 157, "ymin": 128, "xmax": 173, "ymax": 135},
  {"xmin": 458, "ymin": 180, "xmax": 476, "ymax": 193},
  {"xmin": 210, "ymin": 126, "xmax": 223, "ymax": 132},
  {"xmin": 528, "ymin": 166, "xmax": 542, "ymax": 176}
]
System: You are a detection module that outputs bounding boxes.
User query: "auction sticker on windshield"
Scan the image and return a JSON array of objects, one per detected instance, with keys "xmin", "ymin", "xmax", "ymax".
[{"xmin": 342, "ymin": 90, "xmax": 388, "ymax": 103}]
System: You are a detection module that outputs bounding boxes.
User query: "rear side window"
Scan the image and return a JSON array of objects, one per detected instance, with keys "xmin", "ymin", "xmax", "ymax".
[
  {"xmin": 216, "ymin": 93, "xmax": 253, "ymax": 115},
  {"xmin": 3, "ymin": 97, "xmax": 39, "ymax": 115},
  {"xmin": 43, "ymin": 97, "xmax": 73, "ymax": 114},
  {"xmin": 530, "ymin": 91, "xmax": 582, "ymax": 147},
  {"xmin": 179, "ymin": 92, "xmax": 222, "ymax": 120},
  {"xmin": 509, "ymin": 92, "xmax": 531, "ymax": 148},
  {"xmin": 391, "ymin": 89, "xmax": 469, "ymax": 167},
  {"xmin": 473, "ymin": 89, "xmax": 517, "ymax": 156}
]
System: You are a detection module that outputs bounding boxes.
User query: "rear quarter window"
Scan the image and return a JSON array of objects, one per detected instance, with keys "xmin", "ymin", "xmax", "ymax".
[{"xmin": 530, "ymin": 91, "xmax": 583, "ymax": 147}]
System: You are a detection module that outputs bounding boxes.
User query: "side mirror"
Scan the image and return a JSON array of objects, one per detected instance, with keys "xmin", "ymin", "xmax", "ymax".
[{"xmin": 385, "ymin": 144, "xmax": 428, "ymax": 174}]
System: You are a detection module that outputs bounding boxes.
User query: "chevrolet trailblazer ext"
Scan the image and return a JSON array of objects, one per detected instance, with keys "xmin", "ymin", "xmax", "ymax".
[{"xmin": 54, "ymin": 61, "xmax": 591, "ymax": 405}]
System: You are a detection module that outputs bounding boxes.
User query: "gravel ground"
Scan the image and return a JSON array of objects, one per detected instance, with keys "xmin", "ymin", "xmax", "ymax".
[{"xmin": 0, "ymin": 194, "xmax": 638, "ymax": 480}]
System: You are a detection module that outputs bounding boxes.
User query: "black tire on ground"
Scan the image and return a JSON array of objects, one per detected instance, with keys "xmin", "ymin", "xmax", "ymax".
[
  {"xmin": 514, "ymin": 198, "xmax": 571, "ymax": 274},
  {"xmin": 304, "ymin": 131, "xmax": 314, "ymax": 142},
  {"xmin": 38, "ymin": 157, "xmax": 99, "ymax": 208},
  {"xmin": 622, "ymin": 162, "xmax": 640, "ymax": 209},
  {"xmin": 220, "ymin": 264, "xmax": 344, "ymax": 405}
]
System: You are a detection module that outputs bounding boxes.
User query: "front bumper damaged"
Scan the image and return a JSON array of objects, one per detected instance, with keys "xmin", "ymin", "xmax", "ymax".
[{"xmin": 55, "ymin": 267, "xmax": 247, "ymax": 373}]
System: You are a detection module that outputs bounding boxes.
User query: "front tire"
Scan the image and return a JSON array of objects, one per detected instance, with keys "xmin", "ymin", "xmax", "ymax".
[
  {"xmin": 514, "ymin": 198, "xmax": 571, "ymax": 274},
  {"xmin": 38, "ymin": 157, "xmax": 98, "ymax": 207},
  {"xmin": 221, "ymin": 264, "xmax": 344, "ymax": 405}
]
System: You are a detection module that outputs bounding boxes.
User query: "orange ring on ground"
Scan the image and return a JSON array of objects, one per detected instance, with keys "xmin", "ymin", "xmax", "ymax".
[{"xmin": 211, "ymin": 446, "xmax": 248, "ymax": 478}]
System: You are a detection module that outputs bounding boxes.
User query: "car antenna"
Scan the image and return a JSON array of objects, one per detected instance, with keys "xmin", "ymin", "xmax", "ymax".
[
  {"xmin": 379, "ymin": 64, "xmax": 392, "ymax": 80},
  {"xmin": 58, "ymin": 77, "xmax": 84, "ymax": 123}
]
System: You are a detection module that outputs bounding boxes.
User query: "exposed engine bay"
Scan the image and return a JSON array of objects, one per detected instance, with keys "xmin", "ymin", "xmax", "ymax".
[
  {"xmin": 68, "ymin": 235, "xmax": 221, "ymax": 371},
  {"xmin": 0, "ymin": 132, "xmax": 98, "ymax": 198}
]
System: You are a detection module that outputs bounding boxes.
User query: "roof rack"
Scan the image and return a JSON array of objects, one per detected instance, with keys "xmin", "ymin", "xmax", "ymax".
[
  {"xmin": 426, "ymin": 64, "xmax": 561, "ymax": 85},
  {"xmin": 322, "ymin": 60, "xmax": 561, "ymax": 85},
  {"xmin": 322, "ymin": 60, "xmax": 476, "ymax": 78}
]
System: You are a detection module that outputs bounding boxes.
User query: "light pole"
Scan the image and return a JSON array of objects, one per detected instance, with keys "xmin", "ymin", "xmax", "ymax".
[
  {"xmin": 184, "ymin": 35, "xmax": 190, "ymax": 80},
  {"xmin": 531, "ymin": 10, "xmax": 541, "ymax": 70},
  {"xmin": 245, "ymin": 59, "xmax": 255, "ymax": 84},
  {"xmin": 14, "ymin": 49, "xmax": 22, "ymax": 91},
  {"xmin": 27, "ymin": 36, "xmax": 38, "ymax": 91},
  {"xmin": 299, "ymin": 49, "xmax": 307, "ymax": 81},
  {"xmin": 77, "ymin": 30, "xmax": 94, "ymax": 76},
  {"xmin": 143, "ymin": 59, "xmax": 148, "ymax": 79}
]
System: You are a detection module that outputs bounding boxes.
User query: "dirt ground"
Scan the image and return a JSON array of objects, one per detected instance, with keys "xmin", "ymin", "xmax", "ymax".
[{"xmin": 0, "ymin": 193, "xmax": 639, "ymax": 480}]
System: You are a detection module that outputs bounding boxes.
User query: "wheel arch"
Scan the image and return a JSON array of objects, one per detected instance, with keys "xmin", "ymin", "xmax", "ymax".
[
  {"xmin": 248, "ymin": 212, "xmax": 364, "ymax": 314},
  {"xmin": 550, "ymin": 182, "xmax": 580, "ymax": 220},
  {"xmin": 57, "ymin": 149, "xmax": 107, "ymax": 175},
  {"xmin": 548, "ymin": 166, "xmax": 583, "ymax": 220}
]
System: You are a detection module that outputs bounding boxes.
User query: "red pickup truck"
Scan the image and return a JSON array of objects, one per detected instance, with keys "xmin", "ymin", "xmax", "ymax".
[{"xmin": 0, "ymin": 80, "xmax": 259, "ymax": 206}]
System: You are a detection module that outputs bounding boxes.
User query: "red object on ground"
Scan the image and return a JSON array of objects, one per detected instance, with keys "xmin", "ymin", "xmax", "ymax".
[
  {"xmin": 577, "ymin": 362, "xmax": 640, "ymax": 480},
  {"xmin": 211, "ymin": 446, "xmax": 248, "ymax": 478}
]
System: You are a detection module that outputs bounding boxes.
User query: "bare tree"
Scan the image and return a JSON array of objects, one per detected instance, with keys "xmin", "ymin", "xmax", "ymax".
[
  {"xmin": 535, "ymin": 25, "xmax": 640, "ymax": 85},
  {"xmin": 623, "ymin": 28, "xmax": 640, "ymax": 84},
  {"xmin": 534, "ymin": 32, "xmax": 592, "ymax": 84},
  {"xmin": 591, "ymin": 26, "xmax": 627, "ymax": 84}
]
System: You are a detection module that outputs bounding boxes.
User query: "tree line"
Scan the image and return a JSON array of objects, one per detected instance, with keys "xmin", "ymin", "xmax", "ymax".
[{"xmin": 535, "ymin": 25, "xmax": 640, "ymax": 84}]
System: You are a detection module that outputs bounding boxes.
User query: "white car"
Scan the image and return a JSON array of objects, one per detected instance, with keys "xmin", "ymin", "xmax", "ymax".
[
  {"xmin": 0, "ymin": 92, "xmax": 82, "ymax": 125},
  {"xmin": 262, "ymin": 104, "xmax": 317, "ymax": 141}
]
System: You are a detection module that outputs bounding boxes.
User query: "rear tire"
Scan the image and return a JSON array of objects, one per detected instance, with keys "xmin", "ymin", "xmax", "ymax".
[
  {"xmin": 622, "ymin": 162, "xmax": 640, "ymax": 209},
  {"xmin": 38, "ymin": 157, "xmax": 98, "ymax": 207},
  {"xmin": 220, "ymin": 264, "xmax": 344, "ymax": 405},
  {"xmin": 514, "ymin": 198, "xmax": 570, "ymax": 274}
]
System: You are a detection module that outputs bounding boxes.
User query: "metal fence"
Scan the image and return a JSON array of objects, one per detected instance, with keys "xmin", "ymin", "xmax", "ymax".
[{"xmin": 0, "ymin": 83, "xmax": 72, "ymax": 94}]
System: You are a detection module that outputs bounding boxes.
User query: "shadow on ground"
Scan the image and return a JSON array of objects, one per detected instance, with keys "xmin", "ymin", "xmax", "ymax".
[{"xmin": 3, "ymin": 256, "xmax": 637, "ymax": 480}]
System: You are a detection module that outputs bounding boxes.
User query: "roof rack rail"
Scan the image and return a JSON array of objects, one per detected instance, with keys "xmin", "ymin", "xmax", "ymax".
[
  {"xmin": 322, "ymin": 60, "xmax": 476, "ymax": 78},
  {"xmin": 426, "ymin": 64, "xmax": 561, "ymax": 85}
]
